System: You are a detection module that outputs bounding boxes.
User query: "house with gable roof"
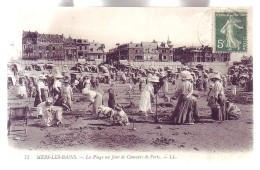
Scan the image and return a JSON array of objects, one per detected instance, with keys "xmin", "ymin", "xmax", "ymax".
[
  {"xmin": 46, "ymin": 34, "xmax": 65, "ymax": 60},
  {"xmin": 141, "ymin": 42, "xmax": 159, "ymax": 61},
  {"xmin": 22, "ymin": 31, "xmax": 39, "ymax": 59},
  {"xmin": 64, "ymin": 36, "xmax": 77, "ymax": 60},
  {"xmin": 157, "ymin": 41, "xmax": 174, "ymax": 62},
  {"xmin": 37, "ymin": 33, "xmax": 51, "ymax": 59},
  {"xmin": 87, "ymin": 41, "xmax": 105, "ymax": 61}
]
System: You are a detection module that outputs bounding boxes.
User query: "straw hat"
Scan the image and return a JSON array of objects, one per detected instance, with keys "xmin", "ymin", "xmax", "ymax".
[
  {"xmin": 180, "ymin": 71, "xmax": 192, "ymax": 80},
  {"xmin": 148, "ymin": 76, "xmax": 159, "ymax": 83},
  {"xmin": 85, "ymin": 79, "xmax": 90, "ymax": 84},
  {"xmin": 160, "ymin": 71, "xmax": 167, "ymax": 77},
  {"xmin": 210, "ymin": 73, "xmax": 222, "ymax": 80},
  {"xmin": 193, "ymin": 68, "xmax": 198, "ymax": 71},
  {"xmin": 46, "ymin": 97, "xmax": 53, "ymax": 104},
  {"xmin": 147, "ymin": 73, "xmax": 153, "ymax": 79},
  {"xmin": 38, "ymin": 74, "xmax": 46, "ymax": 80}
]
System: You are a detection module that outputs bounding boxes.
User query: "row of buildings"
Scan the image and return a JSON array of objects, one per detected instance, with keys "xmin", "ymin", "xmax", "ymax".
[
  {"xmin": 106, "ymin": 41, "xmax": 231, "ymax": 64},
  {"xmin": 22, "ymin": 31, "xmax": 105, "ymax": 61},
  {"xmin": 22, "ymin": 31, "xmax": 231, "ymax": 64}
]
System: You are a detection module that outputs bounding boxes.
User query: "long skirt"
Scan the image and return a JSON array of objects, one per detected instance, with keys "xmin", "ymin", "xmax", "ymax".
[
  {"xmin": 93, "ymin": 92, "xmax": 103, "ymax": 115},
  {"xmin": 208, "ymin": 96, "xmax": 227, "ymax": 121},
  {"xmin": 108, "ymin": 99, "xmax": 115, "ymax": 110},
  {"xmin": 139, "ymin": 91, "xmax": 151, "ymax": 113},
  {"xmin": 172, "ymin": 94, "xmax": 199, "ymax": 124},
  {"xmin": 163, "ymin": 81, "xmax": 169, "ymax": 93},
  {"xmin": 211, "ymin": 104, "xmax": 227, "ymax": 121},
  {"xmin": 203, "ymin": 82, "xmax": 208, "ymax": 91}
]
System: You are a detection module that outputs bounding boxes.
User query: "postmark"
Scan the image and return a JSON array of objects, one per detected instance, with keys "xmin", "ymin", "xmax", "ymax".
[{"xmin": 214, "ymin": 10, "xmax": 247, "ymax": 53}]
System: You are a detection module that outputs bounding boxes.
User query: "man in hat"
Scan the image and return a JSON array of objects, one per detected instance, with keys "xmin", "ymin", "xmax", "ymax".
[
  {"xmin": 247, "ymin": 73, "xmax": 253, "ymax": 92},
  {"xmin": 62, "ymin": 79, "xmax": 73, "ymax": 111},
  {"xmin": 230, "ymin": 74, "xmax": 238, "ymax": 96},
  {"xmin": 202, "ymin": 71, "xmax": 209, "ymax": 96},
  {"xmin": 34, "ymin": 75, "xmax": 48, "ymax": 107},
  {"xmin": 53, "ymin": 74, "xmax": 63, "ymax": 100},
  {"xmin": 160, "ymin": 71, "xmax": 169, "ymax": 94}
]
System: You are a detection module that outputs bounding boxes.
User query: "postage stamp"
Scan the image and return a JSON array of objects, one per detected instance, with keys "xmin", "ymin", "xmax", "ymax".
[{"xmin": 214, "ymin": 10, "xmax": 247, "ymax": 53}]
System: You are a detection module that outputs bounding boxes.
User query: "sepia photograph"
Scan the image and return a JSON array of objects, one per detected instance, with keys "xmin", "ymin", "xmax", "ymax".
[{"xmin": 3, "ymin": 4, "xmax": 256, "ymax": 165}]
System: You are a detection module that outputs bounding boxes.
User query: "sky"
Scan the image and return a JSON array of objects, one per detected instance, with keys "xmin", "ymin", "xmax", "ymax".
[{"xmin": 5, "ymin": 7, "xmax": 252, "ymax": 61}]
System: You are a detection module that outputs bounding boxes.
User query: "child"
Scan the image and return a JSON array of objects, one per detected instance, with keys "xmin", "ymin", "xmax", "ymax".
[
  {"xmin": 61, "ymin": 79, "xmax": 73, "ymax": 111},
  {"xmin": 108, "ymin": 88, "xmax": 116, "ymax": 110}
]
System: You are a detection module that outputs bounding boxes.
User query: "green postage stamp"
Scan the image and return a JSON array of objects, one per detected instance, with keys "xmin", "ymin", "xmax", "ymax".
[{"xmin": 214, "ymin": 10, "xmax": 247, "ymax": 53}]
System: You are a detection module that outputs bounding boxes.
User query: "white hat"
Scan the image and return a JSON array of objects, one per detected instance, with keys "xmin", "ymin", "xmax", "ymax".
[
  {"xmin": 85, "ymin": 79, "xmax": 90, "ymax": 84},
  {"xmin": 210, "ymin": 73, "xmax": 222, "ymax": 80},
  {"xmin": 147, "ymin": 73, "xmax": 153, "ymax": 79},
  {"xmin": 180, "ymin": 71, "xmax": 192, "ymax": 80},
  {"xmin": 160, "ymin": 71, "xmax": 167, "ymax": 77},
  {"xmin": 46, "ymin": 97, "xmax": 53, "ymax": 104},
  {"xmin": 38, "ymin": 74, "xmax": 46, "ymax": 80},
  {"xmin": 148, "ymin": 76, "xmax": 159, "ymax": 83}
]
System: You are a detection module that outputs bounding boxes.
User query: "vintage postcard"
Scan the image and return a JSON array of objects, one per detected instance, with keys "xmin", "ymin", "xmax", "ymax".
[{"xmin": 4, "ymin": 6, "xmax": 254, "ymax": 165}]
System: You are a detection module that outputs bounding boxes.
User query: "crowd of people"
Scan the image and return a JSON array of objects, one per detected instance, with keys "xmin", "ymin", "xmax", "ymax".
[{"xmin": 8, "ymin": 62, "xmax": 252, "ymax": 127}]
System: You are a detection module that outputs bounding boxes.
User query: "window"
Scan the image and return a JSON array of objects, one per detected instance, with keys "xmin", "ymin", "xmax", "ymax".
[
  {"xmin": 53, "ymin": 46, "xmax": 55, "ymax": 50},
  {"xmin": 98, "ymin": 55, "xmax": 101, "ymax": 59},
  {"xmin": 135, "ymin": 56, "xmax": 143, "ymax": 60},
  {"xmin": 163, "ymin": 56, "xmax": 167, "ymax": 60},
  {"xmin": 79, "ymin": 46, "xmax": 82, "ymax": 50},
  {"xmin": 85, "ymin": 46, "xmax": 87, "ymax": 50}
]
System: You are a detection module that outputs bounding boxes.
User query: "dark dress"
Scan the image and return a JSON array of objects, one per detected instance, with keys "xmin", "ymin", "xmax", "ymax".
[
  {"xmin": 108, "ymin": 91, "xmax": 115, "ymax": 110},
  {"xmin": 172, "ymin": 94, "xmax": 199, "ymax": 124},
  {"xmin": 34, "ymin": 86, "xmax": 47, "ymax": 107},
  {"xmin": 171, "ymin": 81, "xmax": 199, "ymax": 124}
]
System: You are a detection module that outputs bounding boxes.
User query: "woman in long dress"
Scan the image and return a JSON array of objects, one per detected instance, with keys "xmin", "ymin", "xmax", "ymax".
[
  {"xmin": 82, "ymin": 88, "xmax": 103, "ymax": 116},
  {"xmin": 160, "ymin": 71, "xmax": 169, "ymax": 93},
  {"xmin": 61, "ymin": 79, "xmax": 73, "ymax": 111},
  {"xmin": 17, "ymin": 77, "xmax": 28, "ymax": 99},
  {"xmin": 207, "ymin": 74, "xmax": 227, "ymax": 122},
  {"xmin": 53, "ymin": 74, "xmax": 63, "ymax": 100},
  {"xmin": 138, "ymin": 76, "xmax": 159, "ymax": 116},
  {"xmin": 220, "ymin": 15, "xmax": 244, "ymax": 50},
  {"xmin": 171, "ymin": 71, "xmax": 199, "ymax": 125}
]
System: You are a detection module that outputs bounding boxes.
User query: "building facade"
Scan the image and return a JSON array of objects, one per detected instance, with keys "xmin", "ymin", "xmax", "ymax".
[
  {"xmin": 64, "ymin": 37, "xmax": 77, "ymax": 60},
  {"xmin": 22, "ymin": 31, "xmax": 105, "ymax": 61},
  {"xmin": 106, "ymin": 42, "xmax": 230, "ymax": 64}
]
